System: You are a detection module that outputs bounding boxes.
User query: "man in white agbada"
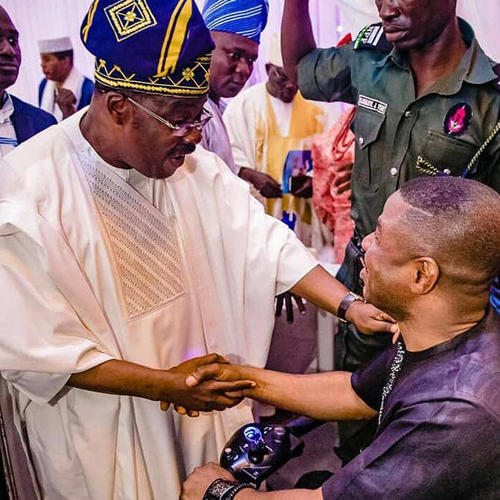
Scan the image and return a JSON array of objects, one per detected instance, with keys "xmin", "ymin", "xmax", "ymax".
[
  {"xmin": 38, "ymin": 36, "xmax": 94, "ymax": 122},
  {"xmin": 224, "ymin": 33, "xmax": 329, "ymax": 247},
  {"xmin": 0, "ymin": 1, "xmax": 398, "ymax": 498}
]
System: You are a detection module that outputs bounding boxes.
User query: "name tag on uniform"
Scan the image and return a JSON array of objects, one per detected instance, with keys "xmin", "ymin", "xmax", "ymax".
[{"xmin": 358, "ymin": 95, "xmax": 387, "ymax": 115}]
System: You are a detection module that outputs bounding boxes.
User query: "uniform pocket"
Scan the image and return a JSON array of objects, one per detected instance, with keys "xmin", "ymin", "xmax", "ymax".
[
  {"xmin": 417, "ymin": 130, "xmax": 477, "ymax": 177},
  {"xmin": 353, "ymin": 109, "xmax": 386, "ymax": 188}
]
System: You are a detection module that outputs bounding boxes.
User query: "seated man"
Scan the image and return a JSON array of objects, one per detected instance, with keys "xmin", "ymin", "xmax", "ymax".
[{"xmin": 182, "ymin": 176, "xmax": 500, "ymax": 499}]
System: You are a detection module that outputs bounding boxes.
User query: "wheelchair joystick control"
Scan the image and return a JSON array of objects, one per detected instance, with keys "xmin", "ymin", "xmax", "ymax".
[
  {"xmin": 220, "ymin": 418, "xmax": 324, "ymax": 487},
  {"xmin": 248, "ymin": 441, "xmax": 265, "ymax": 464},
  {"xmin": 273, "ymin": 426, "xmax": 286, "ymax": 443}
]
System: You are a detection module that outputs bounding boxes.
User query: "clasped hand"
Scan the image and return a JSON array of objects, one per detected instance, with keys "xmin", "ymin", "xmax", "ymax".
[
  {"xmin": 55, "ymin": 88, "xmax": 77, "ymax": 118},
  {"xmin": 159, "ymin": 354, "xmax": 254, "ymax": 416}
]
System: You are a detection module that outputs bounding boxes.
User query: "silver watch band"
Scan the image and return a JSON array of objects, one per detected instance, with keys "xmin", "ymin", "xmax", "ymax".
[
  {"xmin": 337, "ymin": 291, "xmax": 364, "ymax": 322},
  {"xmin": 203, "ymin": 478, "xmax": 236, "ymax": 499},
  {"xmin": 203, "ymin": 478, "xmax": 254, "ymax": 500}
]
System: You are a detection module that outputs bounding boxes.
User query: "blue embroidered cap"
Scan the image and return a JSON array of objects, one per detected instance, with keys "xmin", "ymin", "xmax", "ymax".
[
  {"xmin": 81, "ymin": 0, "xmax": 215, "ymax": 96},
  {"xmin": 202, "ymin": 0, "xmax": 269, "ymax": 44}
]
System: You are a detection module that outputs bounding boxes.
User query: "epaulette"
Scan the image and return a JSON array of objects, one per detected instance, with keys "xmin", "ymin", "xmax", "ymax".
[
  {"xmin": 493, "ymin": 64, "xmax": 500, "ymax": 92},
  {"xmin": 353, "ymin": 23, "xmax": 393, "ymax": 53}
]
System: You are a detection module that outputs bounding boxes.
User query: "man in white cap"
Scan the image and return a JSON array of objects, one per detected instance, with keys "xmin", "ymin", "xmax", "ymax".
[{"xmin": 38, "ymin": 36, "xmax": 93, "ymax": 121}]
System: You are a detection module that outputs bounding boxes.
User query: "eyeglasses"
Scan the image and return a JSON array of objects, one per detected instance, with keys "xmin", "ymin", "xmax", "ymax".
[{"xmin": 127, "ymin": 97, "xmax": 213, "ymax": 137}]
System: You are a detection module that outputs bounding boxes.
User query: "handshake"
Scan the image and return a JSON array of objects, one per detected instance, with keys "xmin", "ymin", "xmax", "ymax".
[
  {"xmin": 157, "ymin": 294, "xmax": 399, "ymax": 416},
  {"xmin": 159, "ymin": 353, "xmax": 257, "ymax": 417}
]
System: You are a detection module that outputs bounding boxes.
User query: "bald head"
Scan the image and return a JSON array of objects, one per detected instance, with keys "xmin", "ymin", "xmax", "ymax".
[
  {"xmin": 0, "ymin": 6, "xmax": 21, "ymax": 93},
  {"xmin": 399, "ymin": 177, "xmax": 500, "ymax": 287}
]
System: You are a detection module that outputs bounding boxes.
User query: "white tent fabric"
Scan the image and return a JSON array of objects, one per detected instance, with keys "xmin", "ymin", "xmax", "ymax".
[{"xmin": 2, "ymin": 0, "xmax": 500, "ymax": 108}]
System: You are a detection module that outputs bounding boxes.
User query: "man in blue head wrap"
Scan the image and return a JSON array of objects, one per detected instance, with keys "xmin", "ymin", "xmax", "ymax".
[
  {"xmin": 200, "ymin": 0, "xmax": 271, "ymax": 177},
  {"xmin": 203, "ymin": 0, "xmax": 268, "ymax": 99},
  {"xmin": 0, "ymin": 0, "xmax": 398, "ymax": 497}
]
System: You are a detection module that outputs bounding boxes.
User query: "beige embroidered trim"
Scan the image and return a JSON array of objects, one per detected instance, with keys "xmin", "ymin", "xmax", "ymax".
[{"xmin": 78, "ymin": 146, "xmax": 184, "ymax": 319}]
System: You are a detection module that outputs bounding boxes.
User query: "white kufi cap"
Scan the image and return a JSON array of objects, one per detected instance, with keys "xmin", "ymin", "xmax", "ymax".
[{"xmin": 38, "ymin": 36, "xmax": 73, "ymax": 54}]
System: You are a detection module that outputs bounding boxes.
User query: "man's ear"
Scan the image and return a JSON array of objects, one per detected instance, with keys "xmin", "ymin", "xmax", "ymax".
[
  {"xmin": 106, "ymin": 92, "xmax": 128, "ymax": 125},
  {"xmin": 410, "ymin": 257, "xmax": 440, "ymax": 295}
]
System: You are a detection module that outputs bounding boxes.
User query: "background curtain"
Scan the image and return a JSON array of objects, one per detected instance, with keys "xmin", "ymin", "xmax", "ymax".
[{"xmin": 3, "ymin": 0, "xmax": 499, "ymax": 106}]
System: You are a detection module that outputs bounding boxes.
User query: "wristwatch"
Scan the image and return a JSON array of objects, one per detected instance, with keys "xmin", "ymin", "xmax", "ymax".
[
  {"xmin": 203, "ymin": 478, "xmax": 255, "ymax": 500},
  {"xmin": 337, "ymin": 291, "xmax": 365, "ymax": 322}
]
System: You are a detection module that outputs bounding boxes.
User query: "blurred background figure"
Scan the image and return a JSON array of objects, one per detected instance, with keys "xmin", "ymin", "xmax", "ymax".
[
  {"xmin": 38, "ymin": 36, "xmax": 93, "ymax": 121},
  {"xmin": 225, "ymin": 32, "xmax": 329, "ymax": 248},
  {"xmin": 224, "ymin": 33, "xmax": 333, "ymax": 401},
  {"xmin": 201, "ymin": 0, "xmax": 268, "ymax": 174},
  {"xmin": 0, "ymin": 6, "xmax": 56, "ymax": 498},
  {"xmin": 0, "ymin": 6, "xmax": 55, "ymax": 159}
]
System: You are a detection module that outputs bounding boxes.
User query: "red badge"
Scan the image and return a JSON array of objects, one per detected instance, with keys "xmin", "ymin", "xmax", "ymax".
[{"xmin": 444, "ymin": 103, "xmax": 472, "ymax": 137}]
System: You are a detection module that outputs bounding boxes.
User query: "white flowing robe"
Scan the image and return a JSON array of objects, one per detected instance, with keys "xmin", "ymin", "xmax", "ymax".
[{"xmin": 0, "ymin": 110, "xmax": 317, "ymax": 499}]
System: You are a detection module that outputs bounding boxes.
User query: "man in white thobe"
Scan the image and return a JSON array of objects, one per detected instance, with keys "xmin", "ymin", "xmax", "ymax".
[
  {"xmin": 0, "ymin": 1, "xmax": 397, "ymax": 498},
  {"xmin": 224, "ymin": 33, "xmax": 330, "ymax": 247},
  {"xmin": 38, "ymin": 36, "xmax": 93, "ymax": 122},
  {"xmin": 0, "ymin": 109, "xmax": 320, "ymax": 498}
]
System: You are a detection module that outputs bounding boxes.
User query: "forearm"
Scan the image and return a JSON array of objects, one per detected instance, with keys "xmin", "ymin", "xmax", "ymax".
[
  {"xmin": 290, "ymin": 265, "xmax": 348, "ymax": 317},
  {"xmin": 237, "ymin": 487, "xmax": 322, "ymax": 499},
  {"xmin": 281, "ymin": 0, "xmax": 316, "ymax": 82},
  {"xmin": 69, "ymin": 355, "xmax": 249, "ymax": 412},
  {"xmin": 238, "ymin": 166, "xmax": 256, "ymax": 181},
  {"xmin": 289, "ymin": 265, "xmax": 398, "ymax": 335},
  {"xmin": 237, "ymin": 366, "xmax": 375, "ymax": 421},
  {"xmin": 68, "ymin": 359, "xmax": 170, "ymax": 401}
]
